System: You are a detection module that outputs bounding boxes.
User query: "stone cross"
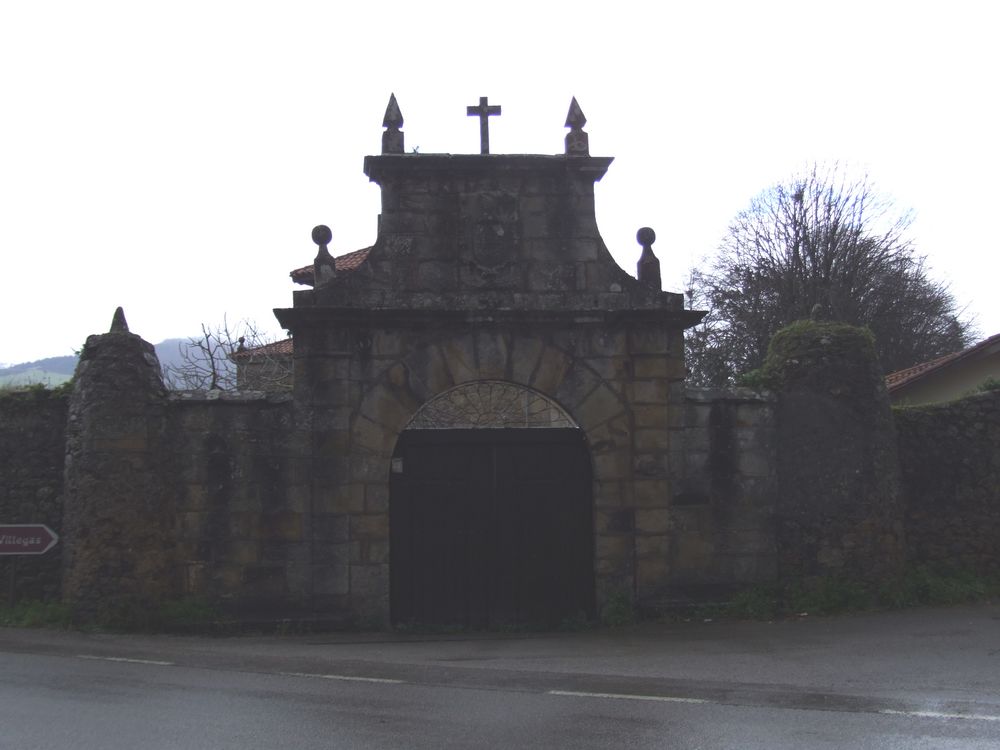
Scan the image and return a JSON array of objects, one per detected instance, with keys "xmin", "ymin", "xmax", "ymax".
[{"xmin": 466, "ymin": 96, "xmax": 501, "ymax": 154}]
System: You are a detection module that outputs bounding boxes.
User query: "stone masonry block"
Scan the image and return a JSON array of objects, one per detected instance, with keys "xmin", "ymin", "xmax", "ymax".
[
  {"xmin": 531, "ymin": 346, "xmax": 573, "ymax": 394},
  {"xmin": 633, "ymin": 479, "xmax": 670, "ymax": 508},
  {"xmin": 350, "ymin": 563, "xmax": 388, "ymax": 600},
  {"xmin": 588, "ymin": 330, "xmax": 627, "ymax": 358},
  {"xmin": 595, "ymin": 534, "xmax": 632, "ymax": 561},
  {"xmin": 587, "ymin": 417, "xmax": 630, "ymax": 454},
  {"xmin": 475, "ymin": 331, "xmax": 510, "ymax": 379},
  {"xmin": 629, "ymin": 329, "xmax": 671, "ymax": 355},
  {"xmin": 737, "ymin": 449, "xmax": 773, "ymax": 478},
  {"xmin": 351, "ymin": 414, "xmax": 395, "ymax": 454},
  {"xmin": 228, "ymin": 541, "xmax": 260, "ymax": 566},
  {"xmin": 313, "ymin": 563, "xmax": 350, "ymax": 596},
  {"xmin": 593, "ymin": 451, "xmax": 630, "ymax": 482},
  {"xmin": 405, "ymin": 343, "xmax": 455, "ymax": 399},
  {"xmin": 416, "ymin": 261, "xmax": 459, "ymax": 291},
  {"xmin": 364, "ymin": 540, "xmax": 390, "ymax": 564},
  {"xmin": 510, "ymin": 337, "xmax": 544, "ymax": 385},
  {"xmin": 554, "ymin": 364, "xmax": 600, "ymax": 412},
  {"xmin": 633, "ymin": 404, "xmax": 668, "ymax": 429},
  {"xmin": 584, "ymin": 356, "xmax": 628, "ymax": 382},
  {"xmin": 315, "ymin": 483, "xmax": 365, "ymax": 515},
  {"xmin": 633, "ymin": 453, "xmax": 669, "ymax": 479},
  {"xmin": 351, "ymin": 451, "xmax": 391, "ymax": 482},
  {"xmin": 262, "ymin": 511, "xmax": 303, "ymax": 542},
  {"xmin": 439, "ymin": 335, "xmax": 478, "ymax": 384},
  {"xmin": 312, "ymin": 541, "xmax": 351, "ymax": 565},
  {"xmin": 228, "ymin": 512, "xmax": 260, "ymax": 539},
  {"xmin": 365, "ymin": 483, "xmax": 390, "ymax": 514},
  {"xmin": 574, "ymin": 385, "xmax": 624, "ymax": 432},
  {"xmin": 351, "ymin": 513, "xmax": 389, "ymax": 541},
  {"xmin": 284, "ymin": 484, "xmax": 310, "ymax": 513},
  {"xmin": 635, "ymin": 508, "xmax": 671, "ymax": 534},
  {"xmin": 595, "ymin": 557, "xmax": 629, "ymax": 577},
  {"xmin": 372, "ymin": 330, "xmax": 404, "ymax": 358},
  {"xmin": 628, "ymin": 379, "xmax": 670, "ymax": 405},
  {"xmin": 593, "ymin": 480, "xmax": 625, "ymax": 508},
  {"xmin": 594, "ymin": 509, "xmax": 634, "ymax": 533},
  {"xmin": 636, "ymin": 557, "xmax": 671, "ymax": 593},
  {"xmin": 358, "ymin": 394, "xmax": 411, "ymax": 443},
  {"xmin": 636, "ymin": 534, "xmax": 670, "ymax": 559},
  {"xmin": 313, "ymin": 514, "xmax": 349, "ymax": 543},
  {"xmin": 671, "ymin": 535, "xmax": 716, "ymax": 572},
  {"xmin": 313, "ymin": 428, "xmax": 351, "ymax": 457},
  {"xmin": 633, "ymin": 356, "xmax": 671, "ymax": 379},
  {"xmin": 634, "ymin": 428, "xmax": 670, "ymax": 453}
]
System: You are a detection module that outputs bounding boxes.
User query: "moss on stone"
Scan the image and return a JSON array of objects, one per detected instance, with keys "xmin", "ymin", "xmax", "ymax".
[{"xmin": 756, "ymin": 319, "xmax": 880, "ymax": 398}]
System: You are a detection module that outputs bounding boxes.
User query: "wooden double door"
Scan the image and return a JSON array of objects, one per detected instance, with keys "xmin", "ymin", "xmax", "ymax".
[{"xmin": 389, "ymin": 429, "xmax": 594, "ymax": 629}]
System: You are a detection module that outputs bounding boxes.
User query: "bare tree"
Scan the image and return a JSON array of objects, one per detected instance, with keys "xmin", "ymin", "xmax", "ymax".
[
  {"xmin": 162, "ymin": 317, "xmax": 292, "ymax": 391},
  {"xmin": 687, "ymin": 165, "xmax": 973, "ymax": 386}
]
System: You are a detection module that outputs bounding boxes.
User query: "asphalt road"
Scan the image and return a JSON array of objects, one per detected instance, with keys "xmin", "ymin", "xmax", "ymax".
[{"xmin": 2, "ymin": 604, "xmax": 999, "ymax": 749}]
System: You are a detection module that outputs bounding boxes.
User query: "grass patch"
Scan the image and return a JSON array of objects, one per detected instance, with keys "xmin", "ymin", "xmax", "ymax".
[
  {"xmin": 978, "ymin": 376, "xmax": 1000, "ymax": 393},
  {"xmin": 0, "ymin": 600, "xmax": 73, "ymax": 628},
  {"xmin": 85, "ymin": 595, "xmax": 223, "ymax": 633},
  {"xmin": 676, "ymin": 566, "xmax": 1000, "ymax": 622},
  {"xmin": 600, "ymin": 589, "xmax": 636, "ymax": 627}
]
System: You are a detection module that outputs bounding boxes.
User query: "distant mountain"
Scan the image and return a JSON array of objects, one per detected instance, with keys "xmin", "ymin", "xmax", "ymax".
[
  {"xmin": 0, "ymin": 354, "xmax": 77, "ymax": 387},
  {"xmin": 0, "ymin": 338, "xmax": 197, "ymax": 388}
]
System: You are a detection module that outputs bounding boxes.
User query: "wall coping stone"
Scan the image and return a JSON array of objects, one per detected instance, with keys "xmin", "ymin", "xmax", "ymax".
[
  {"xmin": 168, "ymin": 390, "xmax": 293, "ymax": 404},
  {"xmin": 686, "ymin": 387, "xmax": 775, "ymax": 404}
]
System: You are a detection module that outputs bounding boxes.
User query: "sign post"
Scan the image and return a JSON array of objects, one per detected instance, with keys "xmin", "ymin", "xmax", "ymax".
[{"xmin": 0, "ymin": 524, "xmax": 60, "ymax": 607}]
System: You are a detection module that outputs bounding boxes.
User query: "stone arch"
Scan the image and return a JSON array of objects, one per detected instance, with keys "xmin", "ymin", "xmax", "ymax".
[
  {"xmin": 351, "ymin": 333, "xmax": 629, "ymax": 463},
  {"xmin": 344, "ymin": 333, "xmax": 634, "ymax": 623},
  {"xmin": 404, "ymin": 380, "xmax": 578, "ymax": 430}
]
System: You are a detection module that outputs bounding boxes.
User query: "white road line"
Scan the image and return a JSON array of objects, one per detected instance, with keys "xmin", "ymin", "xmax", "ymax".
[
  {"xmin": 879, "ymin": 709, "xmax": 1000, "ymax": 723},
  {"xmin": 548, "ymin": 690, "xmax": 708, "ymax": 704},
  {"xmin": 551, "ymin": 692, "xmax": 1000, "ymax": 723},
  {"xmin": 77, "ymin": 655, "xmax": 174, "ymax": 666},
  {"xmin": 280, "ymin": 671, "xmax": 404, "ymax": 684}
]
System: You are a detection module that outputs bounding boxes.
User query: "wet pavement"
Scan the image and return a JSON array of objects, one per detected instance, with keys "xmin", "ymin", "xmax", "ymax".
[{"xmin": 2, "ymin": 604, "xmax": 998, "ymax": 748}]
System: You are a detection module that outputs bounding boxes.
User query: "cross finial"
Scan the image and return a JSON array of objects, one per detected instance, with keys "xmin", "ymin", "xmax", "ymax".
[
  {"xmin": 466, "ymin": 96, "xmax": 501, "ymax": 154},
  {"xmin": 564, "ymin": 97, "xmax": 589, "ymax": 156},
  {"xmin": 382, "ymin": 93, "xmax": 404, "ymax": 154}
]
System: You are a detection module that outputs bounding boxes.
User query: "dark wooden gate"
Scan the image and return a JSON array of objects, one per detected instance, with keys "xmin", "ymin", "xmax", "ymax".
[{"xmin": 389, "ymin": 428, "xmax": 594, "ymax": 629}]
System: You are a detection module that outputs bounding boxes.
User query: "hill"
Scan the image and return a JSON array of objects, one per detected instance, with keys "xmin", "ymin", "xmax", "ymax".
[{"xmin": 0, "ymin": 339, "xmax": 195, "ymax": 388}]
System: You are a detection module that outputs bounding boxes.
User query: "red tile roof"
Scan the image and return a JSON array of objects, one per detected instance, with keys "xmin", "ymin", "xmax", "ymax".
[
  {"xmin": 290, "ymin": 246, "xmax": 372, "ymax": 285},
  {"xmin": 230, "ymin": 337, "xmax": 294, "ymax": 361},
  {"xmin": 885, "ymin": 333, "xmax": 1000, "ymax": 392}
]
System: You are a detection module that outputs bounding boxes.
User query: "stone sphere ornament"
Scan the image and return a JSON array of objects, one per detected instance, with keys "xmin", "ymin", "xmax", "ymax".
[
  {"xmin": 312, "ymin": 225, "xmax": 332, "ymax": 247},
  {"xmin": 636, "ymin": 227, "xmax": 656, "ymax": 247}
]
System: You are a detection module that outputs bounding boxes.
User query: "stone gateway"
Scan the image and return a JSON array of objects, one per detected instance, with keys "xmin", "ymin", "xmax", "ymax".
[
  {"xmin": 270, "ymin": 96, "xmax": 703, "ymax": 624},
  {"xmin": 5, "ymin": 95, "xmax": 994, "ymax": 627}
]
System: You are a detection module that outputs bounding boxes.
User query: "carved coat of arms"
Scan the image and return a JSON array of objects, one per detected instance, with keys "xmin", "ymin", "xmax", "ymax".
[{"xmin": 461, "ymin": 192, "xmax": 519, "ymax": 288}]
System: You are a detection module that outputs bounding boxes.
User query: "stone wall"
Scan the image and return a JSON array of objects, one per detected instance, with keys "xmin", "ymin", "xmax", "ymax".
[
  {"xmin": 896, "ymin": 389, "xmax": 1000, "ymax": 574},
  {"xmin": 765, "ymin": 322, "xmax": 905, "ymax": 585},
  {"xmin": 4, "ymin": 350, "xmax": 1000, "ymax": 622},
  {"xmin": 665, "ymin": 387, "xmax": 777, "ymax": 597},
  {"xmin": 167, "ymin": 392, "xmax": 308, "ymax": 615},
  {"xmin": 0, "ymin": 390, "xmax": 67, "ymax": 601}
]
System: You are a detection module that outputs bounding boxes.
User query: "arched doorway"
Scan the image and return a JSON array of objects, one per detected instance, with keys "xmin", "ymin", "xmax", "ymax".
[{"xmin": 389, "ymin": 381, "xmax": 595, "ymax": 629}]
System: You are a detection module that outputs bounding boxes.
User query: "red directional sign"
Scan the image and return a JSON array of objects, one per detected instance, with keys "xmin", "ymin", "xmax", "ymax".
[{"xmin": 0, "ymin": 525, "xmax": 59, "ymax": 555}]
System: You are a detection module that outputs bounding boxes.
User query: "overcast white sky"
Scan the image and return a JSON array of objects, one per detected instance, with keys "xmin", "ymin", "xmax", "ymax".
[{"xmin": 1, "ymin": 1, "xmax": 997, "ymax": 365}]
